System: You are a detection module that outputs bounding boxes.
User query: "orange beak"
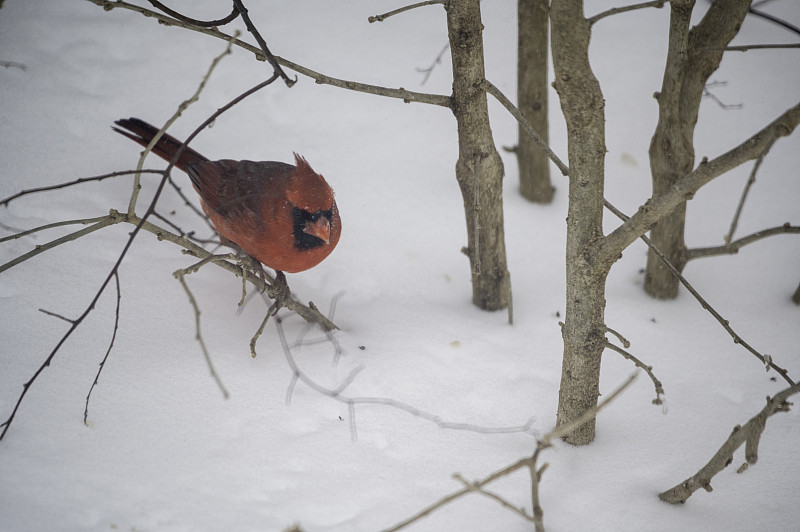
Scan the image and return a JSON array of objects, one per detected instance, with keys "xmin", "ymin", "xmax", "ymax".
[{"xmin": 304, "ymin": 217, "xmax": 331, "ymax": 244}]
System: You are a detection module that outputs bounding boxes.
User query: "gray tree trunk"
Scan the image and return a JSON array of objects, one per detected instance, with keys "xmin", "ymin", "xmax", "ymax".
[
  {"xmin": 517, "ymin": 0, "xmax": 554, "ymax": 203},
  {"xmin": 645, "ymin": 0, "xmax": 752, "ymax": 299},
  {"xmin": 550, "ymin": 0, "xmax": 610, "ymax": 445},
  {"xmin": 446, "ymin": 0, "xmax": 511, "ymax": 311}
]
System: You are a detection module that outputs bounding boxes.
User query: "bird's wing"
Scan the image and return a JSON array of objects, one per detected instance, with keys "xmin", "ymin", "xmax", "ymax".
[{"xmin": 186, "ymin": 159, "xmax": 295, "ymax": 222}]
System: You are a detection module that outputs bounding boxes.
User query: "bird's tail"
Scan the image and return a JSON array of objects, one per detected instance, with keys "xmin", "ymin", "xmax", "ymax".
[{"xmin": 112, "ymin": 117, "xmax": 208, "ymax": 172}]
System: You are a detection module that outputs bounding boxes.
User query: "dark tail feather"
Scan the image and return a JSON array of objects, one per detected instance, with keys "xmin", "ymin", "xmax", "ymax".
[{"xmin": 112, "ymin": 118, "xmax": 208, "ymax": 172}]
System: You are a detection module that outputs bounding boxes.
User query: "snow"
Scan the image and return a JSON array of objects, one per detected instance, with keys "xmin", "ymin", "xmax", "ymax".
[{"xmin": 1, "ymin": 1, "xmax": 798, "ymax": 531}]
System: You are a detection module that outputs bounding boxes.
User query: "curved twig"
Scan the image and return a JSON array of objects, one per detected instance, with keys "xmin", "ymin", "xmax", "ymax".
[
  {"xmin": 84, "ymin": 271, "xmax": 122, "ymax": 424},
  {"xmin": 368, "ymin": 0, "xmax": 446, "ymax": 23},
  {"xmin": 686, "ymin": 223, "xmax": 800, "ymax": 261},
  {"xmin": 145, "ymin": 0, "xmax": 239, "ymax": 27}
]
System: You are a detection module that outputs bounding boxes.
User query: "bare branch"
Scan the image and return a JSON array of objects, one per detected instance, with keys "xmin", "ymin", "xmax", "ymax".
[
  {"xmin": 703, "ymin": 83, "xmax": 743, "ymax": 110},
  {"xmin": 145, "ymin": 0, "xmax": 239, "ymax": 27},
  {"xmin": 603, "ymin": 200, "xmax": 795, "ymax": 386},
  {"xmin": 86, "ymin": 0, "xmax": 453, "ymax": 108},
  {"xmin": 604, "ymin": 342, "xmax": 664, "ymax": 404},
  {"xmin": 126, "ymin": 34, "xmax": 239, "ymax": 216},
  {"xmin": 588, "ymin": 0, "xmax": 668, "ymax": 26},
  {"xmin": 748, "ymin": 5, "xmax": 800, "ymax": 37},
  {"xmin": 721, "ymin": 43, "xmax": 800, "ymax": 52},
  {"xmin": 452, "ymin": 473, "xmax": 534, "ymax": 522},
  {"xmin": 724, "ymin": 140, "xmax": 774, "ymax": 245},
  {"xmin": 416, "ymin": 43, "xmax": 450, "ymax": 85},
  {"xmin": 0, "ymin": 216, "xmax": 112, "ymax": 244},
  {"xmin": 385, "ymin": 373, "xmax": 638, "ymax": 532},
  {"xmin": 84, "ymin": 271, "xmax": 122, "ymax": 425},
  {"xmin": 0, "ymin": 215, "xmax": 118, "ymax": 275},
  {"xmin": 659, "ymin": 381, "xmax": 800, "ymax": 504},
  {"xmin": 603, "ymin": 325, "xmax": 630, "ymax": 348},
  {"xmin": 479, "ymin": 79, "xmax": 569, "ymax": 176},
  {"xmin": 602, "ymin": 100, "xmax": 800, "ymax": 264},
  {"xmin": 369, "ymin": 1, "xmax": 446, "ymax": 23},
  {"xmin": 231, "ymin": 0, "xmax": 295, "ymax": 86},
  {"xmin": 686, "ymin": 223, "xmax": 800, "ymax": 261},
  {"xmin": 0, "ymin": 169, "xmax": 165, "ymax": 207},
  {"xmin": 275, "ymin": 317, "xmax": 535, "ymax": 442},
  {"xmin": 174, "ymin": 264, "xmax": 230, "ymax": 399}
]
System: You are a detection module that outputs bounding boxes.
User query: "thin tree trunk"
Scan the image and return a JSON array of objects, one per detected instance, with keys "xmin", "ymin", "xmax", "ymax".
[
  {"xmin": 645, "ymin": 0, "xmax": 752, "ymax": 299},
  {"xmin": 517, "ymin": 0, "xmax": 554, "ymax": 203},
  {"xmin": 550, "ymin": 0, "xmax": 610, "ymax": 445},
  {"xmin": 446, "ymin": 0, "xmax": 511, "ymax": 311}
]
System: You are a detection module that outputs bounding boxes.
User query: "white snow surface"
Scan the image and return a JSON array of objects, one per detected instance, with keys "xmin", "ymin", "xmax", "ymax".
[{"xmin": 1, "ymin": 1, "xmax": 798, "ymax": 531}]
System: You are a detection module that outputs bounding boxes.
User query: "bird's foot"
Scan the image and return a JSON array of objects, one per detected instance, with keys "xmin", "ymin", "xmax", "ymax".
[{"xmin": 269, "ymin": 271, "xmax": 292, "ymax": 314}]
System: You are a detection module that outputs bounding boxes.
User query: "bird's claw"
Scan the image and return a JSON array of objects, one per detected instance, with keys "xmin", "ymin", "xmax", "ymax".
[{"xmin": 270, "ymin": 271, "xmax": 291, "ymax": 314}]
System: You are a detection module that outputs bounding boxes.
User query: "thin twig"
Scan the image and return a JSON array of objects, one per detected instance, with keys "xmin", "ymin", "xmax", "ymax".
[
  {"xmin": 174, "ymin": 266, "xmax": 230, "ymax": 399},
  {"xmin": 275, "ymin": 318, "xmax": 536, "ymax": 442},
  {"xmin": 604, "ymin": 342, "xmax": 664, "ymax": 404},
  {"xmin": 249, "ymin": 309, "xmax": 274, "ymax": 358},
  {"xmin": 37, "ymin": 308, "xmax": 75, "ymax": 324},
  {"xmin": 0, "ymin": 216, "xmax": 118, "ymax": 275},
  {"xmin": 384, "ymin": 373, "xmax": 638, "ymax": 532},
  {"xmin": 603, "ymin": 325, "xmax": 630, "ymax": 348},
  {"xmin": 603, "ymin": 200, "xmax": 795, "ymax": 385},
  {"xmin": 721, "ymin": 43, "xmax": 800, "ymax": 52},
  {"xmin": 145, "ymin": 0, "xmax": 239, "ymax": 27},
  {"xmin": 724, "ymin": 141, "xmax": 774, "ymax": 245},
  {"xmin": 0, "ymin": 169, "xmax": 165, "ymax": 207},
  {"xmin": 687, "ymin": 223, "xmax": 799, "ymax": 261},
  {"xmin": 84, "ymin": 271, "xmax": 122, "ymax": 424},
  {"xmin": 479, "ymin": 79, "xmax": 570, "ymax": 176},
  {"xmin": 127, "ymin": 33, "xmax": 238, "ymax": 216},
  {"xmin": 702, "ymin": 84, "xmax": 743, "ymax": 110},
  {"xmin": 368, "ymin": 1, "xmax": 446, "ymax": 23},
  {"xmin": 452, "ymin": 473, "xmax": 534, "ymax": 522},
  {"xmin": 588, "ymin": 0, "xmax": 668, "ymax": 26},
  {"xmin": 231, "ymin": 0, "xmax": 295, "ymax": 86},
  {"xmin": 748, "ymin": 5, "xmax": 800, "ymax": 37},
  {"xmin": 0, "ymin": 216, "xmax": 113, "ymax": 244},
  {"xmin": 416, "ymin": 43, "xmax": 450, "ymax": 85}
]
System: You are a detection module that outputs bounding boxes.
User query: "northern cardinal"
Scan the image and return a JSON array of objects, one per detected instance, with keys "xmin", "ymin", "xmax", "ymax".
[{"xmin": 113, "ymin": 118, "xmax": 340, "ymax": 275}]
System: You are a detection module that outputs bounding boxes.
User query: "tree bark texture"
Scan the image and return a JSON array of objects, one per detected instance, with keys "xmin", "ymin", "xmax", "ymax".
[
  {"xmin": 645, "ymin": 0, "xmax": 752, "ymax": 299},
  {"xmin": 517, "ymin": 0, "xmax": 554, "ymax": 203},
  {"xmin": 446, "ymin": 0, "xmax": 511, "ymax": 311},
  {"xmin": 550, "ymin": 0, "xmax": 610, "ymax": 445}
]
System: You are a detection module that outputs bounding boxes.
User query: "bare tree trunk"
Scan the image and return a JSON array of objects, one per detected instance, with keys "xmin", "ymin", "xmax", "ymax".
[
  {"xmin": 550, "ymin": 0, "xmax": 610, "ymax": 445},
  {"xmin": 517, "ymin": 0, "xmax": 554, "ymax": 203},
  {"xmin": 644, "ymin": 0, "xmax": 752, "ymax": 299},
  {"xmin": 446, "ymin": 0, "xmax": 511, "ymax": 311}
]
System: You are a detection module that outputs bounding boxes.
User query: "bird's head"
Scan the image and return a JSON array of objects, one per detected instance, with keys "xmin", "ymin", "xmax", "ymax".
[{"xmin": 287, "ymin": 153, "xmax": 340, "ymax": 250}]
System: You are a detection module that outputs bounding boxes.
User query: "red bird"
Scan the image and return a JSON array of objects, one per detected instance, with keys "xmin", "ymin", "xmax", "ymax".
[{"xmin": 113, "ymin": 118, "xmax": 340, "ymax": 274}]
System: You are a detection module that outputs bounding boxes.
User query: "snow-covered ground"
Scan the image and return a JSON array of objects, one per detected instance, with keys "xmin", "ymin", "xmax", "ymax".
[{"xmin": 1, "ymin": 1, "xmax": 798, "ymax": 531}]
